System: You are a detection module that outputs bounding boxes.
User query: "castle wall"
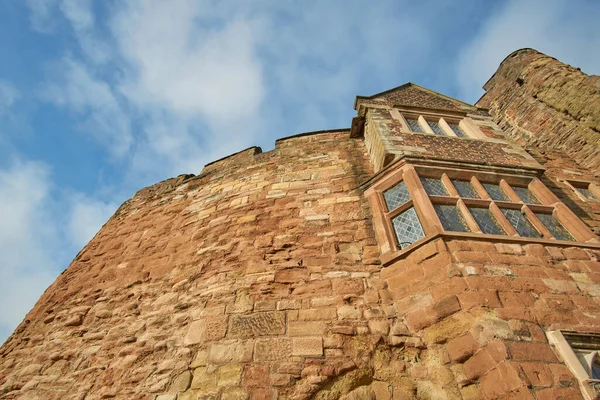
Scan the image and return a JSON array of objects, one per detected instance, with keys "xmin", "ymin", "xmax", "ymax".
[
  {"xmin": 0, "ymin": 131, "xmax": 383, "ymax": 399},
  {"xmin": 477, "ymin": 48, "xmax": 600, "ymax": 175},
  {"xmin": 2, "ymin": 50, "xmax": 600, "ymax": 400},
  {"xmin": 382, "ymin": 236, "xmax": 600, "ymax": 399}
]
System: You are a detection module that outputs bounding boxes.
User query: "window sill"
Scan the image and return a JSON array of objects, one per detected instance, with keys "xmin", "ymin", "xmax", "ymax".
[
  {"xmin": 396, "ymin": 129, "xmax": 507, "ymax": 143},
  {"xmin": 381, "ymin": 231, "xmax": 600, "ymax": 267}
]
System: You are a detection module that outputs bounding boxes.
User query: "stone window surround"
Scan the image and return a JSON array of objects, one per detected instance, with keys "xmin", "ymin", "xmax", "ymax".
[
  {"xmin": 547, "ymin": 330, "xmax": 600, "ymax": 400},
  {"xmin": 391, "ymin": 106, "xmax": 486, "ymax": 140},
  {"xmin": 561, "ymin": 179, "xmax": 600, "ymax": 202},
  {"xmin": 365, "ymin": 160, "xmax": 600, "ymax": 266}
]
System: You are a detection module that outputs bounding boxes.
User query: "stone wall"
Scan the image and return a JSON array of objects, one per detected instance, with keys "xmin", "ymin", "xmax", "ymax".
[
  {"xmin": 2, "ymin": 49, "xmax": 600, "ymax": 400},
  {"xmin": 380, "ymin": 237, "xmax": 600, "ymax": 399},
  {"xmin": 0, "ymin": 131, "xmax": 385, "ymax": 399},
  {"xmin": 477, "ymin": 48, "xmax": 600, "ymax": 175},
  {"xmin": 2, "ymin": 130, "xmax": 599, "ymax": 399}
]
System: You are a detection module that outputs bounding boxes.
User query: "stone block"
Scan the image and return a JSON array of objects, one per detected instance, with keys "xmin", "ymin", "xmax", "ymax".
[
  {"xmin": 269, "ymin": 373, "xmax": 292, "ymax": 386},
  {"xmin": 177, "ymin": 391, "xmax": 198, "ymax": 400},
  {"xmin": 218, "ymin": 365, "xmax": 242, "ymax": 387},
  {"xmin": 390, "ymin": 320, "xmax": 410, "ymax": 336},
  {"xmin": 221, "ymin": 388, "xmax": 249, "ymax": 400},
  {"xmin": 208, "ymin": 340, "xmax": 253, "ymax": 365},
  {"xmin": 371, "ymin": 381, "xmax": 391, "ymax": 400},
  {"xmin": 243, "ymin": 365, "xmax": 269, "ymax": 387},
  {"xmin": 507, "ymin": 342, "xmax": 558, "ymax": 363},
  {"xmin": 184, "ymin": 316, "xmax": 228, "ymax": 345},
  {"xmin": 337, "ymin": 305, "xmax": 362, "ymax": 320},
  {"xmin": 299, "ymin": 308, "xmax": 337, "ymax": 321},
  {"xmin": 447, "ymin": 333, "xmax": 478, "ymax": 363},
  {"xmin": 254, "ymin": 338, "xmax": 291, "ymax": 361},
  {"xmin": 563, "ymin": 247, "xmax": 590, "ymax": 260},
  {"xmin": 520, "ymin": 362, "xmax": 553, "ymax": 387},
  {"xmin": 457, "ymin": 290, "xmax": 501, "ymax": 310},
  {"xmin": 323, "ymin": 333, "xmax": 344, "ymax": 349},
  {"xmin": 577, "ymin": 282, "xmax": 600, "ymax": 296},
  {"xmin": 277, "ymin": 300, "xmax": 301, "ymax": 310},
  {"xmin": 287, "ymin": 321, "xmax": 327, "ymax": 336},
  {"xmin": 464, "ymin": 350, "xmax": 496, "ymax": 380},
  {"xmin": 190, "ymin": 349, "xmax": 207, "ymax": 368},
  {"xmin": 228, "ymin": 312, "xmax": 285, "ymax": 338},
  {"xmin": 459, "ymin": 384, "xmax": 481, "ymax": 400},
  {"xmin": 405, "ymin": 308, "xmax": 436, "ymax": 332},
  {"xmin": 253, "ymin": 300, "xmax": 276, "ymax": 311},
  {"xmin": 332, "ymin": 279, "xmax": 364, "ymax": 295},
  {"xmin": 479, "ymin": 362, "xmax": 525, "ymax": 399},
  {"xmin": 535, "ymin": 387, "xmax": 582, "ymax": 400},
  {"xmin": 249, "ymin": 388, "xmax": 278, "ymax": 400},
  {"xmin": 274, "ymin": 268, "xmax": 309, "ymax": 283},
  {"xmin": 548, "ymin": 363, "xmax": 577, "ymax": 386},
  {"xmin": 190, "ymin": 368, "xmax": 217, "ymax": 392},
  {"xmin": 368, "ymin": 319, "xmax": 389, "ymax": 335},
  {"xmin": 291, "ymin": 337, "xmax": 323, "ymax": 356},
  {"xmin": 227, "ymin": 292, "xmax": 254, "ymax": 314},
  {"xmin": 170, "ymin": 370, "xmax": 192, "ymax": 392},
  {"xmin": 156, "ymin": 395, "xmax": 177, "ymax": 400},
  {"xmin": 433, "ymin": 296, "xmax": 461, "ymax": 318},
  {"xmin": 291, "ymin": 279, "xmax": 332, "ymax": 297}
]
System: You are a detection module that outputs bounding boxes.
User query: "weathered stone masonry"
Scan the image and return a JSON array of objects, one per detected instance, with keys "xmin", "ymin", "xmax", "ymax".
[{"xmin": 1, "ymin": 49, "xmax": 600, "ymax": 400}]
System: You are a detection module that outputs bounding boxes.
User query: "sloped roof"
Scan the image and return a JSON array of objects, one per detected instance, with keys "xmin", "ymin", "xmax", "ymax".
[{"xmin": 355, "ymin": 82, "xmax": 476, "ymax": 112}]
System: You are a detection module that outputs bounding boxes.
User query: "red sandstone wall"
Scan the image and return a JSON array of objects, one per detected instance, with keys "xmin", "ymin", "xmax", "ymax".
[
  {"xmin": 477, "ymin": 48, "xmax": 600, "ymax": 175},
  {"xmin": 2, "ymin": 50, "xmax": 600, "ymax": 400},
  {"xmin": 2, "ymin": 131, "xmax": 600, "ymax": 399},
  {"xmin": 0, "ymin": 131, "xmax": 390, "ymax": 399}
]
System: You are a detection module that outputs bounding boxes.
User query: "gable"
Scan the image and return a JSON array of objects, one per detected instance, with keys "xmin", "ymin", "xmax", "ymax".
[{"xmin": 356, "ymin": 83, "xmax": 475, "ymax": 112}]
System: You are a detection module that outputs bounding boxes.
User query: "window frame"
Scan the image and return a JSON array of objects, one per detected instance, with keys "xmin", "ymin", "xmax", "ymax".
[
  {"xmin": 396, "ymin": 109, "xmax": 484, "ymax": 139},
  {"xmin": 365, "ymin": 162, "xmax": 600, "ymax": 264},
  {"xmin": 563, "ymin": 179, "xmax": 600, "ymax": 203},
  {"xmin": 548, "ymin": 330, "xmax": 600, "ymax": 400}
]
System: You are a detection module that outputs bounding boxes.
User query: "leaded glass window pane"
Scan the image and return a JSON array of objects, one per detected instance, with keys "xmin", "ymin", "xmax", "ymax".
[
  {"xmin": 391, "ymin": 208, "xmax": 425, "ymax": 249},
  {"xmin": 452, "ymin": 180, "xmax": 480, "ymax": 199},
  {"xmin": 428, "ymin": 120, "xmax": 445, "ymax": 136},
  {"xmin": 578, "ymin": 187, "xmax": 597, "ymax": 200},
  {"xmin": 482, "ymin": 183, "xmax": 510, "ymax": 201},
  {"xmin": 421, "ymin": 177, "xmax": 448, "ymax": 196},
  {"xmin": 501, "ymin": 208, "xmax": 541, "ymax": 238},
  {"xmin": 434, "ymin": 205, "xmax": 470, "ymax": 232},
  {"xmin": 448, "ymin": 123, "xmax": 466, "ymax": 138},
  {"xmin": 469, "ymin": 207, "xmax": 506, "ymax": 235},
  {"xmin": 406, "ymin": 118, "xmax": 423, "ymax": 133},
  {"xmin": 535, "ymin": 213, "xmax": 574, "ymax": 241},
  {"xmin": 383, "ymin": 181, "xmax": 410, "ymax": 211},
  {"xmin": 512, "ymin": 186, "xmax": 540, "ymax": 204}
]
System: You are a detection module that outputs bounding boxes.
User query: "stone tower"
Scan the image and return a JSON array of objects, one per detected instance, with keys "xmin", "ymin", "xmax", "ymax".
[{"xmin": 1, "ymin": 48, "xmax": 600, "ymax": 400}]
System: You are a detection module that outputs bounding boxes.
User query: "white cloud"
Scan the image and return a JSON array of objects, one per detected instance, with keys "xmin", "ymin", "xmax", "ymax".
[
  {"xmin": 105, "ymin": 0, "xmax": 269, "ymax": 178},
  {"xmin": 0, "ymin": 160, "xmax": 61, "ymax": 343},
  {"xmin": 0, "ymin": 80, "xmax": 19, "ymax": 115},
  {"xmin": 113, "ymin": 3, "xmax": 265, "ymax": 123},
  {"xmin": 59, "ymin": 0, "xmax": 111, "ymax": 64},
  {"xmin": 455, "ymin": 0, "xmax": 600, "ymax": 102},
  {"xmin": 42, "ymin": 58, "xmax": 133, "ymax": 158},
  {"xmin": 67, "ymin": 194, "xmax": 117, "ymax": 249},
  {"xmin": 25, "ymin": 0, "xmax": 58, "ymax": 33},
  {"xmin": 0, "ymin": 159, "xmax": 118, "ymax": 344},
  {"xmin": 58, "ymin": 0, "xmax": 93, "ymax": 31}
]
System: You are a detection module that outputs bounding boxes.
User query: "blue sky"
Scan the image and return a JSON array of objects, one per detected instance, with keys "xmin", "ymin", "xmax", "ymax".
[{"xmin": 1, "ymin": 0, "xmax": 599, "ymax": 343}]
